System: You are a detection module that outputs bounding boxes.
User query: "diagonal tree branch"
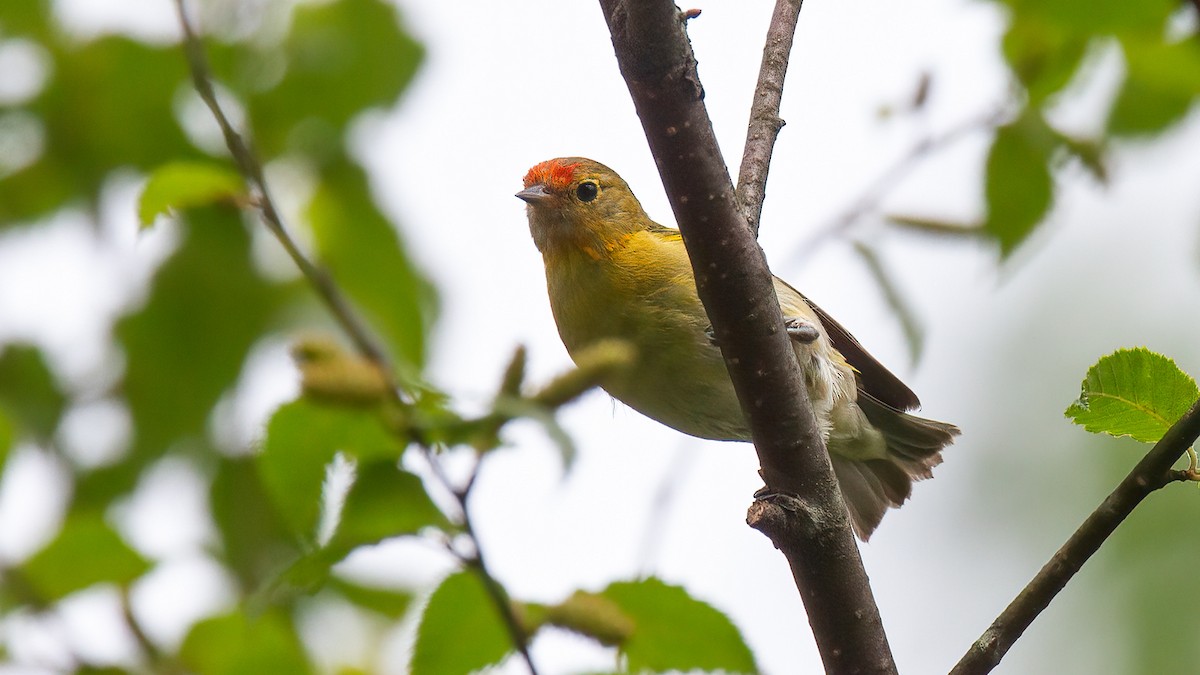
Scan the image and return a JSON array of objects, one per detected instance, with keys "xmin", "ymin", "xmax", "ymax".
[
  {"xmin": 951, "ymin": 397, "xmax": 1200, "ymax": 675},
  {"xmin": 173, "ymin": 3, "xmax": 540, "ymax": 672},
  {"xmin": 737, "ymin": 0, "xmax": 804, "ymax": 234},
  {"xmin": 598, "ymin": 2, "xmax": 896, "ymax": 672},
  {"xmin": 173, "ymin": 0, "xmax": 397, "ymax": 388}
]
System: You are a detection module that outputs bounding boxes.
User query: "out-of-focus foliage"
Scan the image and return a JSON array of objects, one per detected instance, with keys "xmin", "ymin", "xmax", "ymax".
[
  {"xmin": 980, "ymin": 0, "xmax": 1200, "ymax": 256},
  {"xmin": 0, "ymin": 4, "xmax": 758, "ymax": 670},
  {"xmin": 1, "ymin": 0, "xmax": 1198, "ymax": 671},
  {"xmin": 1067, "ymin": 348, "xmax": 1199, "ymax": 442}
]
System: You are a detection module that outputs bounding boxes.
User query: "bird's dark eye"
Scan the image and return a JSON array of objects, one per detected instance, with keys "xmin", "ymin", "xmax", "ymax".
[{"xmin": 576, "ymin": 181, "xmax": 599, "ymax": 202}]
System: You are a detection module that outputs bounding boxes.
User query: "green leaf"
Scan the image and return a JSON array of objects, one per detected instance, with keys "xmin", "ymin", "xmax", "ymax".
[
  {"xmin": 0, "ymin": 0, "xmax": 55, "ymax": 42},
  {"xmin": 1001, "ymin": 17, "xmax": 1088, "ymax": 106},
  {"xmin": 180, "ymin": 610, "xmax": 314, "ymax": 675},
  {"xmin": 329, "ymin": 577, "xmax": 413, "ymax": 618},
  {"xmin": 307, "ymin": 159, "xmax": 436, "ymax": 372},
  {"xmin": 258, "ymin": 399, "xmax": 405, "ymax": 542},
  {"xmin": 1066, "ymin": 347, "xmax": 1199, "ymax": 443},
  {"xmin": 601, "ymin": 577, "xmax": 757, "ymax": 673},
  {"xmin": 412, "ymin": 571, "xmax": 512, "ymax": 675},
  {"xmin": 138, "ymin": 162, "xmax": 245, "ymax": 228},
  {"xmin": 984, "ymin": 114, "xmax": 1054, "ymax": 257},
  {"xmin": 328, "ymin": 461, "xmax": 446, "ymax": 555},
  {"xmin": 999, "ymin": 0, "xmax": 1175, "ymax": 39},
  {"xmin": 1108, "ymin": 39, "xmax": 1200, "ymax": 137},
  {"xmin": 1, "ymin": 36, "xmax": 196, "ymax": 223},
  {"xmin": 0, "ymin": 343, "xmax": 66, "ymax": 440},
  {"xmin": 210, "ymin": 457, "xmax": 300, "ymax": 593},
  {"xmin": 19, "ymin": 512, "xmax": 150, "ymax": 601},
  {"xmin": 0, "ymin": 410, "xmax": 12, "ymax": 472},
  {"xmin": 245, "ymin": 0, "xmax": 424, "ymax": 156},
  {"xmin": 111, "ymin": 207, "xmax": 282, "ymax": 500}
]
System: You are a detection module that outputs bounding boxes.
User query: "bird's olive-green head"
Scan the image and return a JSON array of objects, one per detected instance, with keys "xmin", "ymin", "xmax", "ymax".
[{"xmin": 517, "ymin": 157, "xmax": 651, "ymax": 257}]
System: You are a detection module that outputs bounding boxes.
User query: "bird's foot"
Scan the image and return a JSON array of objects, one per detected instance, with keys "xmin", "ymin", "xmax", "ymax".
[{"xmin": 785, "ymin": 318, "xmax": 820, "ymax": 344}]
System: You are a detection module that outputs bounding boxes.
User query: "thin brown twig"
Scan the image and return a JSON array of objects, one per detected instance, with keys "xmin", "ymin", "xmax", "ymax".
[
  {"xmin": 173, "ymin": 0, "xmax": 396, "ymax": 388},
  {"xmin": 172, "ymin": 3, "xmax": 540, "ymax": 672},
  {"xmin": 433, "ymin": 447, "xmax": 541, "ymax": 675},
  {"xmin": 793, "ymin": 105, "xmax": 1009, "ymax": 263},
  {"xmin": 951, "ymin": 398, "xmax": 1200, "ymax": 675},
  {"xmin": 736, "ymin": 0, "xmax": 804, "ymax": 235},
  {"xmin": 734, "ymin": 0, "xmax": 801, "ymax": 235}
]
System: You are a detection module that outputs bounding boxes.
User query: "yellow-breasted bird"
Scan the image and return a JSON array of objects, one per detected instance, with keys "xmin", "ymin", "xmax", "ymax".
[{"xmin": 517, "ymin": 157, "xmax": 959, "ymax": 539}]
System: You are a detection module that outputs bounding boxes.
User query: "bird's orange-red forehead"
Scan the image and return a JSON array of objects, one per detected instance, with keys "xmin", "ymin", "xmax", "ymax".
[{"xmin": 523, "ymin": 159, "xmax": 580, "ymax": 191}]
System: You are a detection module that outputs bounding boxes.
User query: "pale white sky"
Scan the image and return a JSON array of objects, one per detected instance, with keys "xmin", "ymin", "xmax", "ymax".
[{"xmin": 2, "ymin": 1, "xmax": 1200, "ymax": 673}]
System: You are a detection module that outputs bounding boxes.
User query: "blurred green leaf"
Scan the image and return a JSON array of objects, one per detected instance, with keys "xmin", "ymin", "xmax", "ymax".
[
  {"xmin": 180, "ymin": 610, "xmax": 314, "ymax": 675},
  {"xmin": 412, "ymin": 570, "xmax": 512, "ymax": 675},
  {"xmin": 308, "ymin": 159, "xmax": 436, "ymax": 372},
  {"xmin": 0, "ymin": 0, "xmax": 54, "ymax": 42},
  {"xmin": 20, "ymin": 512, "xmax": 149, "ymax": 601},
  {"xmin": 115, "ymin": 206, "xmax": 282, "ymax": 488},
  {"xmin": 1066, "ymin": 347, "xmax": 1199, "ymax": 443},
  {"xmin": 984, "ymin": 114, "xmax": 1055, "ymax": 257},
  {"xmin": 999, "ymin": 0, "xmax": 1174, "ymax": 38},
  {"xmin": 211, "ymin": 456, "xmax": 300, "ymax": 593},
  {"xmin": 258, "ymin": 399, "xmax": 405, "ymax": 542},
  {"xmin": 1000, "ymin": 17, "xmax": 1087, "ymax": 106},
  {"xmin": 246, "ymin": 0, "xmax": 423, "ymax": 157},
  {"xmin": 0, "ymin": 343, "xmax": 66, "ymax": 440},
  {"xmin": 539, "ymin": 591, "xmax": 634, "ymax": 647},
  {"xmin": 1108, "ymin": 39, "xmax": 1200, "ymax": 136},
  {"xmin": 0, "ymin": 410, "xmax": 12, "ymax": 471},
  {"xmin": 260, "ymin": 461, "xmax": 444, "ymax": 606},
  {"xmin": 329, "ymin": 577, "xmax": 413, "ymax": 618},
  {"xmin": 601, "ymin": 577, "xmax": 757, "ymax": 673},
  {"xmin": 138, "ymin": 162, "xmax": 245, "ymax": 228},
  {"xmin": 1, "ymin": 36, "xmax": 196, "ymax": 223},
  {"xmin": 328, "ymin": 461, "xmax": 445, "ymax": 555}
]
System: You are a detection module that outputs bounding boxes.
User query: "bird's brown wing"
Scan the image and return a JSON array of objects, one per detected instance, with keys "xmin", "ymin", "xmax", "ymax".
[
  {"xmin": 807, "ymin": 296, "xmax": 920, "ymax": 411},
  {"xmin": 776, "ymin": 278, "xmax": 921, "ymax": 412}
]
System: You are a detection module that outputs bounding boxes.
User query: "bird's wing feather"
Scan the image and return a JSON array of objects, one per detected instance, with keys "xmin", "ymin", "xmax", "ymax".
[{"xmin": 775, "ymin": 278, "xmax": 921, "ymax": 411}]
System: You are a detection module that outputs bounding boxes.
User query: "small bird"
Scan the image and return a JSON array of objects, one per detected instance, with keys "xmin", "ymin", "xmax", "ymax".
[{"xmin": 517, "ymin": 157, "xmax": 959, "ymax": 539}]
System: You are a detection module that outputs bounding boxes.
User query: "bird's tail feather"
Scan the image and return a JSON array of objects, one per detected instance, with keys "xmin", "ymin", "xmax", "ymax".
[{"xmin": 833, "ymin": 394, "xmax": 960, "ymax": 540}]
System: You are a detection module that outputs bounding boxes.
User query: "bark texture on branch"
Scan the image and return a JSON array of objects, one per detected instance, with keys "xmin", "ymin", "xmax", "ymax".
[
  {"xmin": 737, "ymin": 0, "xmax": 804, "ymax": 235},
  {"xmin": 598, "ymin": 2, "xmax": 896, "ymax": 672}
]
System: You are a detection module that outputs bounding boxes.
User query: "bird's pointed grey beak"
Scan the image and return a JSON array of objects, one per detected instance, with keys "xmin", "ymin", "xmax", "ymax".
[{"xmin": 516, "ymin": 184, "xmax": 553, "ymax": 204}]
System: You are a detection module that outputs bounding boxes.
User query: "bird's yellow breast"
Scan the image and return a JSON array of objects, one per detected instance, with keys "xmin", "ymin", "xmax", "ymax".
[{"xmin": 542, "ymin": 229, "xmax": 750, "ymax": 441}]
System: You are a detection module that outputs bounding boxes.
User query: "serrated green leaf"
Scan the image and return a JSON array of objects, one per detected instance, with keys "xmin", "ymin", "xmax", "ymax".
[
  {"xmin": 412, "ymin": 571, "xmax": 512, "ymax": 675},
  {"xmin": 138, "ymin": 162, "xmax": 244, "ymax": 228},
  {"xmin": 258, "ymin": 399, "xmax": 405, "ymax": 542},
  {"xmin": 20, "ymin": 512, "xmax": 150, "ymax": 601},
  {"xmin": 1066, "ymin": 347, "xmax": 1199, "ymax": 443},
  {"xmin": 601, "ymin": 577, "xmax": 757, "ymax": 674},
  {"xmin": 984, "ymin": 115, "xmax": 1055, "ymax": 257},
  {"xmin": 180, "ymin": 610, "xmax": 314, "ymax": 675},
  {"xmin": 328, "ymin": 461, "xmax": 445, "ymax": 555},
  {"xmin": 0, "ymin": 343, "xmax": 66, "ymax": 440}
]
